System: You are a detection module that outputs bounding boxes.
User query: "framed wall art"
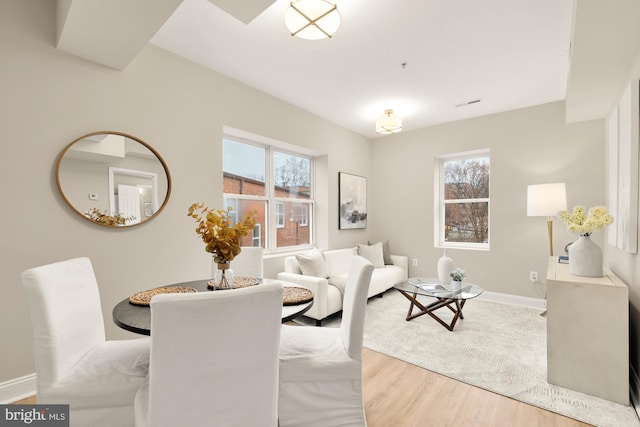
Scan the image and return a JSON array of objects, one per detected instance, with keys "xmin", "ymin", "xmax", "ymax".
[{"xmin": 339, "ymin": 172, "xmax": 367, "ymax": 229}]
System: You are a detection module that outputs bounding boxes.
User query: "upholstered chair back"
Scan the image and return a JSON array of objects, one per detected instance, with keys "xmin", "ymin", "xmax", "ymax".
[
  {"xmin": 231, "ymin": 246, "xmax": 264, "ymax": 278},
  {"xmin": 21, "ymin": 257, "xmax": 106, "ymax": 386},
  {"xmin": 339, "ymin": 255, "xmax": 374, "ymax": 360},
  {"xmin": 136, "ymin": 281, "xmax": 283, "ymax": 427}
]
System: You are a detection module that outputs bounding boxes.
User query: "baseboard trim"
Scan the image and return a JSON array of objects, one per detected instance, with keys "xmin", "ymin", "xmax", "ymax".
[
  {"xmin": 630, "ymin": 364, "xmax": 640, "ymax": 420},
  {"xmin": 477, "ymin": 291, "xmax": 546, "ymax": 311},
  {"xmin": 0, "ymin": 373, "xmax": 36, "ymax": 404}
]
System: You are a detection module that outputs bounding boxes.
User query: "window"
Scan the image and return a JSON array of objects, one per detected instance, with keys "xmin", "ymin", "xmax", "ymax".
[
  {"xmin": 435, "ymin": 150, "xmax": 489, "ymax": 249},
  {"xmin": 252, "ymin": 224, "xmax": 261, "ymax": 247},
  {"xmin": 223, "ymin": 137, "xmax": 314, "ymax": 251},
  {"xmin": 276, "ymin": 202, "xmax": 285, "ymax": 228}
]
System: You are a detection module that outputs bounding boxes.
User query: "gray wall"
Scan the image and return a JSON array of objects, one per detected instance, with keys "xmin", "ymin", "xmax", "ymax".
[{"xmin": 369, "ymin": 102, "xmax": 605, "ymax": 297}]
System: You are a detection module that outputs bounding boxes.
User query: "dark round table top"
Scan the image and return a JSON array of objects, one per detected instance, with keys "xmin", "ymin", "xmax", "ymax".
[{"xmin": 112, "ymin": 279, "xmax": 314, "ymax": 336}]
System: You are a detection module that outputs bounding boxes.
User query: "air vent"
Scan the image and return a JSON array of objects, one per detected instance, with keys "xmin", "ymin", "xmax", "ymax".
[{"xmin": 454, "ymin": 98, "xmax": 482, "ymax": 108}]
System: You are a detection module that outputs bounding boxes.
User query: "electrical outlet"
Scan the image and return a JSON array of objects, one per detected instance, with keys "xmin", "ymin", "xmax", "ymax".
[
  {"xmin": 412, "ymin": 258, "xmax": 418, "ymax": 267},
  {"xmin": 529, "ymin": 271, "xmax": 538, "ymax": 283}
]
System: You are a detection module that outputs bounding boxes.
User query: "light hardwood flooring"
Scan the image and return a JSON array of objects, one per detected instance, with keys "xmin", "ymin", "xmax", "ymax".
[
  {"xmin": 362, "ymin": 348, "xmax": 592, "ymax": 427},
  {"xmin": 11, "ymin": 349, "xmax": 592, "ymax": 426}
]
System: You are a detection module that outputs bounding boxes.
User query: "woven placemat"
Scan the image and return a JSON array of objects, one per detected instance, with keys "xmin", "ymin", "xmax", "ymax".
[
  {"xmin": 207, "ymin": 276, "xmax": 260, "ymax": 290},
  {"xmin": 129, "ymin": 286, "xmax": 197, "ymax": 306},
  {"xmin": 283, "ymin": 286, "xmax": 314, "ymax": 305}
]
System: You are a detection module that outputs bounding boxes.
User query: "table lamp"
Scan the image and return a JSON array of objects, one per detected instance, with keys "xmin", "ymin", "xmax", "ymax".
[{"xmin": 527, "ymin": 183, "xmax": 567, "ymax": 256}]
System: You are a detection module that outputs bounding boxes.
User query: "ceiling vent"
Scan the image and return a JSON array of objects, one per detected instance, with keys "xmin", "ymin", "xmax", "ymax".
[{"xmin": 454, "ymin": 98, "xmax": 482, "ymax": 108}]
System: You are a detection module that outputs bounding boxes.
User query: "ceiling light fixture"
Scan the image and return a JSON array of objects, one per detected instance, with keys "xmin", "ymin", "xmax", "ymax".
[
  {"xmin": 285, "ymin": 0, "xmax": 341, "ymax": 40},
  {"xmin": 375, "ymin": 109, "xmax": 402, "ymax": 134}
]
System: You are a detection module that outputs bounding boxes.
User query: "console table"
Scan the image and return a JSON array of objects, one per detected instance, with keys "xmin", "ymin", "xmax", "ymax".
[{"xmin": 546, "ymin": 257, "xmax": 629, "ymax": 405}]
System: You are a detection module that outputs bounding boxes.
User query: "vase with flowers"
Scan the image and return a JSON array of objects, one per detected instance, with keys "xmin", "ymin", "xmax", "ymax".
[
  {"xmin": 188, "ymin": 202, "xmax": 257, "ymax": 290},
  {"xmin": 557, "ymin": 205, "xmax": 614, "ymax": 277}
]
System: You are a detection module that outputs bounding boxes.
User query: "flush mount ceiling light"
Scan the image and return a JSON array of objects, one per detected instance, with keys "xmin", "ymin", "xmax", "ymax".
[
  {"xmin": 375, "ymin": 109, "xmax": 402, "ymax": 134},
  {"xmin": 285, "ymin": 0, "xmax": 341, "ymax": 40}
]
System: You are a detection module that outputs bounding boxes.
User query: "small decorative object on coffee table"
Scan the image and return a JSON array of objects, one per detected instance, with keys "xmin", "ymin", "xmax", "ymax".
[
  {"xmin": 187, "ymin": 202, "xmax": 257, "ymax": 290},
  {"xmin": 557, "ymin": 205, "xmax": 614, "ymax": 277},
  {"xmin": 450, "ymin": 268, "xmax": 466, "ymax": 291}
]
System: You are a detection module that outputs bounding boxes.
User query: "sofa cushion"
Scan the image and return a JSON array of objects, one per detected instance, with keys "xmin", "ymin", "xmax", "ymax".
[
  {"xmin": 296, "ymin": 250, "xmax": 329, "ymax": 278},
  {"xmin": 328, "ymin": 274, "xmax": 348, "ymax": 298},
  {"xmin": 323, "ymin": 248, "xmax": 357, "ymax": 277},
  {"xmin": 368, "ymin": 240, "xmax": 394, "ymax": 265},
  {"xmin": 357, "ymin": 243, "xmax": 385, "ymax": 268}
]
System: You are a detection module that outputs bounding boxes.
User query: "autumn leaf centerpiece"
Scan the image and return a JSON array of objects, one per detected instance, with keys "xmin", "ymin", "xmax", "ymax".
[{"xmin": 187, "ymin": 202, "xmax": 257, "ymax": 266}]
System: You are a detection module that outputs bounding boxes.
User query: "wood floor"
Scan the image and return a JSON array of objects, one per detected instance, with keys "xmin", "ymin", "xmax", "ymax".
[
  {"xmin": 362, "ymin": 348, "xmax": 592, "ymax": 427},
  {"xmin": 12, "ymin": 348, "xmax": 591, "ymax": 426}
]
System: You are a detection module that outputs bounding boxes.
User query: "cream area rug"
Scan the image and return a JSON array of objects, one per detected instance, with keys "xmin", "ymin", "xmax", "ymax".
[{"xmin": 308, "ymin": 290, "xmax": 639, "ymax": 427}]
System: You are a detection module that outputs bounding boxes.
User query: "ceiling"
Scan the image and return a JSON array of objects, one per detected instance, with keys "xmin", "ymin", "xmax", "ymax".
[{"xmin": 55, "ymin": 0, "xmax": 640, "ymax": 139}]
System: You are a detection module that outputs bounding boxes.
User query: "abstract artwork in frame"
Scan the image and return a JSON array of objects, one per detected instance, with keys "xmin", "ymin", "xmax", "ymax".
[
  {"xmin": 339, "ymin": 172, "xmax": 367, "ymax": 229},
  {"xmin": 608, "ymin": 80, "xmax": 639, "ymax": 253}
]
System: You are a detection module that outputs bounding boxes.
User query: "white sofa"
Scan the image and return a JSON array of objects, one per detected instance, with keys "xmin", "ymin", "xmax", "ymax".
[{"xmin": 277, "ymin": 246, "xmax": 408, "ymax": 325}]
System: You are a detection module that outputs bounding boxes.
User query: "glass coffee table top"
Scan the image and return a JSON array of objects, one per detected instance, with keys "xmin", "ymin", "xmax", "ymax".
[
  {"xmin": 393, "ymin": 277, "xmax": 484, "ymax": 331},
  {"xmin": 394, "ymin": 277, "xmax": 484, "ymax": 300}
]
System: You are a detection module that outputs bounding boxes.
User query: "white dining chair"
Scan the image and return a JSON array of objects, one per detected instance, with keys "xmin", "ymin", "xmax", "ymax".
[
  {"xmin": 134, "ymin": 281, "xmax": 283, "ymax": 427},
  {"xmin": 278, "ymin": 255, "xmax": 374, "ymax": 427},
  {"xmin": 229, "ymin": 246, "xmax": 264, "ymax": 278},
  {"xmin": 21, "ymin": 257, "xmax": 150, "ymax": 427}
]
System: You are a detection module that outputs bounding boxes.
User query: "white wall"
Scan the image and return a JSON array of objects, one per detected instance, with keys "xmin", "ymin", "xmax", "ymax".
[
  {"xmin": 369, "ymin": 102, "xmax": 605, "ymax": 298},
  {"xmin": 604, "ymin": 51, "xmax": 640, "ymax": 381},
  {"xmin": 0, "ymin": 0, "xmax": 371, "ymax": 383}
]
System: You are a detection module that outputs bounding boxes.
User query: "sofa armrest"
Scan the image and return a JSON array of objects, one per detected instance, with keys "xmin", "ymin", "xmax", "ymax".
[
  {"xmin": 390, "ymin": 254, "xmax": 409, "ymax": 280},
  {"xmin": 276, "ymin": 272, "xmax": 329, "ymax": 318}
]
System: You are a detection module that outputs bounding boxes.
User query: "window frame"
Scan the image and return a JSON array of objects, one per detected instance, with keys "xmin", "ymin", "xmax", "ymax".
[
  {"xmin": 223, "ymin": 134, "xmax": 315, "ymax": 253},
  {"xmin": 434, "ymin": 149, "xmax": 490, "ymax": 250}
]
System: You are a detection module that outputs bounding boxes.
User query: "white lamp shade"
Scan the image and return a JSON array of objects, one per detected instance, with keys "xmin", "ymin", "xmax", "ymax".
[
  {"xmin": 285, "ymin": 0, "xmax": 341, "ymax": 40},
  {"xmin": 527, "ymin": 183, "xmax": 567, "ymax": 217},
  {"xmin": 375, "ymin": 113, "xmax": 402, "ymax": 134}
]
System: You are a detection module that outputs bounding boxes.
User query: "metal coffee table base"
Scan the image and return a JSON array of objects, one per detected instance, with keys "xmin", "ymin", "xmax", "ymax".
[{"xmin": 397, "ymin": 290, "xmax": 467, "ymax": 331}]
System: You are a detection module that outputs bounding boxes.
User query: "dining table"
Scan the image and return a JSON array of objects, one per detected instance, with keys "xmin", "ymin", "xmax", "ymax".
[{"xmin": 112, "ymin": 278, "xmax": 314, "ymax": 335}]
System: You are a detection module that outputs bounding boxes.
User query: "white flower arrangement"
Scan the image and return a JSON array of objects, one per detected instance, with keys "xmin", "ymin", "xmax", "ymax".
[
  {"xmin": 557, "ymin": 205, "xmax": 614, "ymax": 236},
  {"xmin": 450, "ymin": 268, "xmax": 467, "ymax": 282}
]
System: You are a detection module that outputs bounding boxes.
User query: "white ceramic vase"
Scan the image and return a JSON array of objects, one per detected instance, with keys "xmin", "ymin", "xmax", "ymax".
[
  {"xmin": 437, "ymin": 249, "xmax": 454, "ymax": 284},
  {"xmin": 568, "ymin": 234, "xmax": 603, "ymax": 277}
]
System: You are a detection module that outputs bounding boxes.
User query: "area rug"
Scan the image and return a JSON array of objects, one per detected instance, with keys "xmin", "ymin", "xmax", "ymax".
[{"xmin": 312, "ymin": 290, "xmax": 639, "ymax": 427}]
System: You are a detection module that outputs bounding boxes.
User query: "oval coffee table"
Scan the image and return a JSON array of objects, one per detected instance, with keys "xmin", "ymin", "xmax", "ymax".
[{"xmin": 394, "ymin": 277, "xmax": 483, "ymax": 331}]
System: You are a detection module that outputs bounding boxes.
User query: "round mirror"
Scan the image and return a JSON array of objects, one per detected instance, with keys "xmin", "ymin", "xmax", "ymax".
[{"xmin": 56, "ymin": 131, "xmax": 172, "ymax": 227}]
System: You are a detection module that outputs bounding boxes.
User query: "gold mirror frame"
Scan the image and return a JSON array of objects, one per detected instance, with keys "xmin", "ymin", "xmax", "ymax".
[{"xmin": 56, "ymin": 131, "xmax": 172, "ymax": 228}]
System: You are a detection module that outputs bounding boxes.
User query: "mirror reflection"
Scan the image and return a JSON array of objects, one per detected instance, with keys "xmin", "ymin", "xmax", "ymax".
[{"xmin": 56, "ymin": 131, "xmax": 171, "ymax": 227}]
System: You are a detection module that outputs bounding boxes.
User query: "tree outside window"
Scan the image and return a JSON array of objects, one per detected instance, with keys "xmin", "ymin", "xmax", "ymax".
[{"xmin": 436, "ymin": 150, "xmax": 489, "ymax": 249}]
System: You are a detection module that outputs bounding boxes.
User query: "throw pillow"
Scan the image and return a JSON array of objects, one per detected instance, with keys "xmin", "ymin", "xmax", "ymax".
[
  {"xmin": 358, "ymin": 242, "xmax": 385, "ymax": 268},
  {"xmin": 368, "ymin": 240, "xmax": 393, "ymax": 265},
  {"xmin": 295, "ymin": 250, "xmax": 329, "ymax": 278}
]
